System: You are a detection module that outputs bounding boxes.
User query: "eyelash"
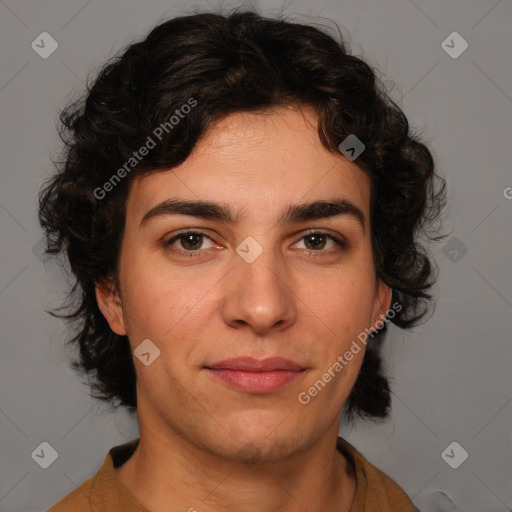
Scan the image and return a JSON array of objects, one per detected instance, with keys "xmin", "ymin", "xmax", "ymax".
[{"xmin": 164, "ymin": 230, "xmax": 348, "ymax": 259}]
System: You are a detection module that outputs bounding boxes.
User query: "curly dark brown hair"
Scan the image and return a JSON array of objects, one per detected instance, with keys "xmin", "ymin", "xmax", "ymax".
[{"xmin": 38, "ymin": 10, "xmax": 446, "ymax": 424}]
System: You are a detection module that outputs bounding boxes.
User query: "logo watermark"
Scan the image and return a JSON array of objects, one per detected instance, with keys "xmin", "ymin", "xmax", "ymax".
[
  {"xmin": 93, "ymin": 97, "xmax": 197, "ymax": 200},
  {"xmin": 297, "ymin": 301, "xmax": 402, "ymax": 405}
]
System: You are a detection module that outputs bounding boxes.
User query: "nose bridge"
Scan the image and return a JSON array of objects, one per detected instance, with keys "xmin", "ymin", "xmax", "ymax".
[
  {"xmin": 223, "ymin": 238, "xmax": 296, "ymax": 332},
  {"xmin": 242, "ymin": 245, "xmax": 285, "ymax": 296}
]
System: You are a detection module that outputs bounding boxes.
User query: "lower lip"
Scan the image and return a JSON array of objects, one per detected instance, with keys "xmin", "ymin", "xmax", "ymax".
[{"xmin": 204, "ymin": 368, "xmax": 305, "ymax": 393}]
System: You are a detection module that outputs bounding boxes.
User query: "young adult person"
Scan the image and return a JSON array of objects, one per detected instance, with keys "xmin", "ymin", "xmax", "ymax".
[{"xmin": 39, "ymin": 10, "xmax": 445, "ymax": 511}]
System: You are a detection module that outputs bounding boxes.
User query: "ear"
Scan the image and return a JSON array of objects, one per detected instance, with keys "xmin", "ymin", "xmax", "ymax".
[
  {"xmin": 369, "ymin": 279, "xmax": 393, "ymax": 332},
  {"xmin": 95, "ymin": 279, "xmax": 127, "ymax": 336}
]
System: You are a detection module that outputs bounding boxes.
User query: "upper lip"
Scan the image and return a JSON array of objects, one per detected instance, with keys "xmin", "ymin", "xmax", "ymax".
[{"xmin": 206, "ymin": 356, "xmax": 305, "ymax": 372}]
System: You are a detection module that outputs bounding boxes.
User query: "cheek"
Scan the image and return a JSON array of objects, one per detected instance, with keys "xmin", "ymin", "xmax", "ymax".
[
  {"xmin": 119, "ymin": 254, "xmax": 214, "ymax": 359},
  {"xmin": 306, "ymin": 270, "xmax": 376, "ymax": 339}
]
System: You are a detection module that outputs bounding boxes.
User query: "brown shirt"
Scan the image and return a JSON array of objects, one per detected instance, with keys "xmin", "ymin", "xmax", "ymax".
[{"xmin": 47, "ymin": 437, "xmax": 418, "ymax": 512}]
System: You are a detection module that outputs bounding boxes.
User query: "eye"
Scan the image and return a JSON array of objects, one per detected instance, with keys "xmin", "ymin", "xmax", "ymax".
[
  {"xmin": 165, "ymin": 229, "xmax": 348, "ymax": 259},
  {"xmin": 293, "ymin": 231, "xmax": 348, "ymax": 252},
  {"xmin": 165, "ymin": 231, "xmax": 217, "ymax": 258}
]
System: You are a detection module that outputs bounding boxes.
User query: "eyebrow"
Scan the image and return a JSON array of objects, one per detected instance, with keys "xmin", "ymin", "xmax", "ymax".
[{"xmin": 140, "ymin": 197, "xmax": 366, "ymax": 232}]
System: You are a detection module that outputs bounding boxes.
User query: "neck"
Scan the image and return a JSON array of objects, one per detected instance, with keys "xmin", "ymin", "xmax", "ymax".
[{"xmin": 115, "ymin": 424, "xmax": 356, "ymax": 512}]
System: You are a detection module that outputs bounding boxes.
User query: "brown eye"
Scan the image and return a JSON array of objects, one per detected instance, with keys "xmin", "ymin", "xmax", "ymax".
[
  {"xmin": 295, "ymin": 231, "xmax": 348, "ymax": 252},
  {"xmin": 177, "ymin": 232, "xmax": 203, "ymax": 250},
  {"xmin": 165, "ymin": 230, "xmax": 216, "ymax": 258},
  {"xmin": 303, "ymin": 233, "xmax": 328, "ymax": 250}
]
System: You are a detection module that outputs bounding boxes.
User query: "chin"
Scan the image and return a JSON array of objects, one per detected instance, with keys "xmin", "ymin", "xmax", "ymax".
[
  {"xmin": 219, "ymin": 418, "xmax": 309, "ymax": 464},
  {"xmin": 235, "ymin": 434, "xmax": 310, "ymax": 465}
]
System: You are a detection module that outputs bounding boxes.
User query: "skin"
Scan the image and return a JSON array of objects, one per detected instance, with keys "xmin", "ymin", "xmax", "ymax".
[{"xmin": 96, "ymin": 105, "xmax": 392, "ymax": 512}]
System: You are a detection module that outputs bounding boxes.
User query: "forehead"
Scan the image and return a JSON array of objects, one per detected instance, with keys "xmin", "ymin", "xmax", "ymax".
[{"xmin": 125, "ymin": 107, "xmax": 371, "ymax": 224}]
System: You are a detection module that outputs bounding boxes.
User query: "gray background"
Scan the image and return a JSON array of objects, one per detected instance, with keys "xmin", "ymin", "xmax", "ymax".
[{"xmin": 0, "ymin": 0, "xmax": 511, "ymax": 511}]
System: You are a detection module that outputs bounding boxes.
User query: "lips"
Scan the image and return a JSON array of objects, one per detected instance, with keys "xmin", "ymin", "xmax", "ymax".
[
  {"xmin": 204, "ymin": 356, "xmax": 307, "ymax": 394},
  {"xmin": 206, "ymin": 356, "xmax": 305, "ymax": 372}
]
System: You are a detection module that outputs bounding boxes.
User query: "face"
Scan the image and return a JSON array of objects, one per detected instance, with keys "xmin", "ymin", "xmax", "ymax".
[{"xmin": 97, "ymin": 106, "xmax": 391, "ymax": 463}]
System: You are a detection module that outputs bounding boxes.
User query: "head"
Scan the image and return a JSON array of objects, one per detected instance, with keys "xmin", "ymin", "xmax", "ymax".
[{"xmin": 39, "ymin": 11, "xmax": 446, "ymax": 458}]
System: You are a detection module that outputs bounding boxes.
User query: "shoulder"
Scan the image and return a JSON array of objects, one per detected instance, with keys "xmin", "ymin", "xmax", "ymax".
[
  {"xmin": 46, "ymin": 473, "xmax": 99, "ymax": 512},
  {"xmin": 46, "ymin": 439, "xmax": 141, "ymax": 512},
  {"xmin": 337, "ymin": 437, "xmax": 419, "ymax": 512}
]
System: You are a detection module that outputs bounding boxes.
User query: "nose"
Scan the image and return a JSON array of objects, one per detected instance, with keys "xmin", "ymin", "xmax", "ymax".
[{"xmin": 221, "ymin": 245, "xmax": 298, "ymax": 335}]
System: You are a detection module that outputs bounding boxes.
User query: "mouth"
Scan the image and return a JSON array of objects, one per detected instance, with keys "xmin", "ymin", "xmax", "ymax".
[{"xmin": 203, "ymin": 356, "xmax": 308, "ymax": 394}]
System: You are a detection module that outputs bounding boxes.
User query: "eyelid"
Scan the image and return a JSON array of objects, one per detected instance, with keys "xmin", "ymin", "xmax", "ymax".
[
  {"xmin": 299, "ymin": 228, "xmax": 348, "ymax": 246},
  {"xmin": 165, "ymin": 229, "xmax": 219, "ymax": 250},
  {"xmin": 165, "ymin": 228, "xmax": 349, "ymax": 255}
]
